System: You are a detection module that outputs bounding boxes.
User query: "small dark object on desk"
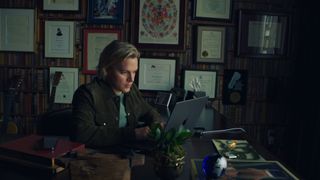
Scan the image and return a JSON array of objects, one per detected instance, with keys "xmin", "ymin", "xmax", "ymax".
[{"xmin": 34, "ymin": 136, "xmax": 58, "ymax": 151}]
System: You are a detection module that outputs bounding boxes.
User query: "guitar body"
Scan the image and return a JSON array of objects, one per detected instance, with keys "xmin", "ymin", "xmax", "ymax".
[{"xmin": 0, "ymin": 76, "xmax": 23, "ymax": 135}]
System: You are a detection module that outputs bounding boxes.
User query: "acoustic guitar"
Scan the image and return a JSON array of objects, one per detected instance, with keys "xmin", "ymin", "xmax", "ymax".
[
  {"xmin": 47, "ymin": 71, "xmax": 62, "ymax": 111},
  {"xmin": 0, "ymin": 75, "xmax": 23, "ymax": 135}
]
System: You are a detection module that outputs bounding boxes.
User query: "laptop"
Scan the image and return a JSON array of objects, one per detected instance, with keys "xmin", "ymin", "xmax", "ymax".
[
  {"xmin": 124, "ymin": 96, "xmax": 208, "ymax": 153},
  {"xmin": 164, "ymin": 96, "xmax": 209, "ymax": 132}
]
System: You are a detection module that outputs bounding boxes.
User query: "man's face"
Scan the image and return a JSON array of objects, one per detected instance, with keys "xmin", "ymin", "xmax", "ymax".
[{"xmin": 107, "ymin": 57, "xmax": 138, "ymax": 94}]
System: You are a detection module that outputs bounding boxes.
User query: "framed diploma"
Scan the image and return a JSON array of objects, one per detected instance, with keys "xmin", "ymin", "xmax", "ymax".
[
  {"xmin": 183, "ymin": 69, "xmax": 217, "ymax": 99},
  {"xmin": 237, "ymin": 10, "xmax": 290, "ymax": 58},
  {"xmin": 83, "ymin": 28, "xmax": 121, "ymax": 74},
  {"xmin": 132, "ymin": 0, "xmax": 186, "ymax": 51},
  {"xmin": 43, "ymin": 0, "xmax": 79, "ymax": 11},
  {"xmin": 0, "ymin": 8, "xmax": 34, "ymax": 52},
  {"xmin": 194, "ymin": 26, "xmax": 226, "ymax": 64},
  {"xmin": 45, "ymin": 21, "xmax": 75, "ymax": 58},
  {"xmin": 138, "ymin": 57, "xmax": 176, "ymax": 91},
  {"xmin": 192, "ymin": 0, "xmax": 232, "ymax": 20},
  {"xmin": 87, "ymin": 0, "xmax": 124, "ymax": 24},
  {"xmin": 49, "ymin": 67, "xmax": 79, "ymax": 104}
]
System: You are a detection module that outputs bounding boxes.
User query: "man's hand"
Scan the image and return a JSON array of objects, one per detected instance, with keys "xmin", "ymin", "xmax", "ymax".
[{"xmin": 135, "ymin": 126, "xmax": 151, "ymax": 140}]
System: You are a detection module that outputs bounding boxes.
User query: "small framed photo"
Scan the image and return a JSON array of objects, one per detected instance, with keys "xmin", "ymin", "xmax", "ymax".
[
  {"xmin": 222, "ymin": 69, "xmax": 248, "ymax": 105},
  {"xmin": 194, "ymin": 26, "xmax": 226, "ymax": 64},
  {"xmin": 237, "ymin": 10, "xmax": 290, "ymax": 58},
  {"xmin": 138, "ymin": 57, "xmax": 176, "ymax": 91},
  {"xmin": 183, "ymin": 69, "xmax": 217, "ymax": 99},
  {"xmin": 87, "ymin": 0, "xmax": 124, "ymax": 24},
  {"xmin": 132, "ymin": 0, "xmax": 186, "ymax": 51},
  {"xmin": 83, "ymin": 28, "xmax": 121, "ymax": 74},
  {"xmin": 43, "ymin": 0, "xmax": 79, "ymax": 11},
  {"xmin": 0, "ymin": 8, "xmax": 34, "ymax": 52},
  {"xmin": 49, "ymin": 67, "xmax": 79, "ymax": 104},
  {"xmin": 45, "ymin": 21, "xmax": 75, "ymax": 58},
  {"xmin": 192, "ymin": 0, "xmax": 232, "ymax": 20}
]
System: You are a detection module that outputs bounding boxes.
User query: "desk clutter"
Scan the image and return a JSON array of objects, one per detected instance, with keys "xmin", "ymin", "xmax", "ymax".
[{"xmin": 190, "ymin": 138, "xmax": 299, "ymax": 180}]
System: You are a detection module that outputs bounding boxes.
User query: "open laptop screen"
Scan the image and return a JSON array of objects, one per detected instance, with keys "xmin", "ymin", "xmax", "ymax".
[{"xmin": 164, "ymin": 96, "xmax": 208, "ymax": 132}]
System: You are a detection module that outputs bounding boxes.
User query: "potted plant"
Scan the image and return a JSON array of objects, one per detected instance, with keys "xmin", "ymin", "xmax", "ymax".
[{"xmin": 148, "ymin": 123, "xmax": 193, "ymax": 179}]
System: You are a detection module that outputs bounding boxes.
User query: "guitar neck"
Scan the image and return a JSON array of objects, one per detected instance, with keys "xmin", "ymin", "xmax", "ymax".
[{"xmin": 48, "ymin": 86, "xmax": 57, "ymax": 111}]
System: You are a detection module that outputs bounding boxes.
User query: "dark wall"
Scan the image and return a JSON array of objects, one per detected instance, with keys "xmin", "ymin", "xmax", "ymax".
[{"xmin": 285, "ymin": 1, "xmax": 320, "ymax": 179}]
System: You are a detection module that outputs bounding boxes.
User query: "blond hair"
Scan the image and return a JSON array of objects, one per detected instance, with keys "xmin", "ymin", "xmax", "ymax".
[{"xmin": 97, "ymin": 40, "xmax": 140, "ymax": 79}]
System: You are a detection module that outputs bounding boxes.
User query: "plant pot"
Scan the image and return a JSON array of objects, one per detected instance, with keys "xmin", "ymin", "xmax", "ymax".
[{"xmin": 153, "ymin": 154, "xmax": 185, "ymax": 180}]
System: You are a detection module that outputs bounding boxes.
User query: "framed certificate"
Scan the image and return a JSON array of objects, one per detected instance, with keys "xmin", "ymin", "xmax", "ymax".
[
  {"xmin": 194, "ymin": 26, "xmax": 226, "ymax": 64},
  {"xmin": 183, "ymin": 69, "xmax": 217, "ymax": 99},
  {"xmin": 138, "ymin": 57, "xmax": 176, "ymax": 91},
  {"xmin": 192, "ymin": 0, "xmax": 232, "ymax": 20},
  {"xmin": 83, "ymin": 28, "xmax": 121, "ymax": 74},
  {"xmin": 43, "ymin": 0, "xmax": 79, "ymax": 11},
  {"xmin": 45, "ymin": 21, "xmax": 75, "ymax": 58},
  {"xmin": 0, "ymin": 8, "xmax": 34, "ymax": 52},
  {"xmin": 237, "ymin": 10, "xmax": 290, "ymax": 58}
]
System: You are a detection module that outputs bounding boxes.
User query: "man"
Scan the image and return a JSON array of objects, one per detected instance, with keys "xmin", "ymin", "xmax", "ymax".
[{"xmin": 71, "ymin": 40, "xmax": 163, "ymax": 148}]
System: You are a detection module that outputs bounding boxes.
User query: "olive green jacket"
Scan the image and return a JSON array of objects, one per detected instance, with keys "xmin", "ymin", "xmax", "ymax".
[{"xmin": 71, "ymin": 77, "xmax": 161, "ymax": 148}]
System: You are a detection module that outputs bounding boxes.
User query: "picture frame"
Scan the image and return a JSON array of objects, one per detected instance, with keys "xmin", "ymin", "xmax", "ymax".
[
  {"xmin": 138, "ymin": 57, "xmax": 176, "ymax": 91},
  {"xmin": 83, "ymin": 28, "xmax": 121, "ymax": 74},
  {"xmin": 49, "ymin": 67, "xmax": 79, "ymax": 104},
  {"xmin": 222, "ymin": 69, "xmax": 248, "ymax": 105},
  {"xmin": 192, "ymin": 0, "xmax": 231, "ymax": 20},
  {"xmin": 45, "ymin": 21, "xmax": 75, "ymax": 58},
  {"xmin": 43, "ymin": 0, "xmax": 79, "ymax": 11},
  {"xmin": 87, "ymin": 0, "xmax": 124, "ymax": 24},
  {"xmin": 237, "ymin": 10, "xmax": 290, "ymax": 58},
  {"xmin": 0, "ymin": 8, "xmax": 34, "ymax": 52},
  {"xmin": 132, "ymin": 0, "xmax": 186, "ymax": 51},
  {"xmin": 194, "ymin": 26, "xmax": 226, "ymax": 64},
  {"xmin": 183, "ymin": 69, "xmax": 217, "ymax": 99}
]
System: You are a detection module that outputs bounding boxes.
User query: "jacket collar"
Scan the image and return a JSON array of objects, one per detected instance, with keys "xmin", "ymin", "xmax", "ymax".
[{"xmin": 95, "ymin": 77, "xmax": 131, "ymax": 99}]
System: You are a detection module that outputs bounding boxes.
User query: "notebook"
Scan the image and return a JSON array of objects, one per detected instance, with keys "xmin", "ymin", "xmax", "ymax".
[{"xmin": 164, "ymin": 96, "xmax": 209, "ymax": 132}]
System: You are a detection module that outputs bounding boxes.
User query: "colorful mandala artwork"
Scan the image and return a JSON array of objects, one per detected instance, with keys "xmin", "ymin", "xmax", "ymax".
[{"xmin": 141, "ymin": 0, "xmax": 178, "ymax": 39}]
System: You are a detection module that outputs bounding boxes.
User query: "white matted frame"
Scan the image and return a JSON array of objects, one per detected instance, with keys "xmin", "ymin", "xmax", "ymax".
[
  {"xmin": 83, "ymin": 28, "xmax": 121, "ymax": 74},
  {"xmin": 138, "ymin": 57, "xmax": 176, "ymax": 91},
  {"xmin": 195, "ymin": 26, "xmax": 226, "ymax": 64},
  {"xmin": 192, "ymin": 0, "xmax": 231, "ymax": 20},
  {"xmin": 183, "ymin": 70, "xmax": 217, "ymax": 99},
  {"xmin": 49, "ymin": 67, "xmax": 78, "ymax": 104},
  {"xmin": 43, "ymin": 0, "xmax": 79, "ymax": 11},
  {"xmin": 0, "ymin": 8, "xmax": 34, "ymax": 52},
  {"xmin": 45, "ymin": 21, "xmax": 75, "ymax": 58}
]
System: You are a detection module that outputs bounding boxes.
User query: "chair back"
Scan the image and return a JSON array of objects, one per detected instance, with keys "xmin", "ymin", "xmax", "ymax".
[{"xmin": 37, "ymin": 107, "xmax": 72, "ymax": 137}]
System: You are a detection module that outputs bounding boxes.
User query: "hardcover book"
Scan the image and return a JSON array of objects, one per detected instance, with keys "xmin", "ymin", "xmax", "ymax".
[
  {"xmin": 0, "ymin": 134, "xmax": 85, "ymax": 173},
  {"xmin": 191, "ymin": 158, "xmax": 299, "ymax": 180},
  {"xmin": 212, "ymin": 139, "xmax": 265, "ymax": 160}
]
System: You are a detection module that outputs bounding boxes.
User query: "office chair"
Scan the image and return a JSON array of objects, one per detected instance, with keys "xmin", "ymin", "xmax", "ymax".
[{"xmin": 36, "ymin": 107, "xmax": 72, "ymax": 137}]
